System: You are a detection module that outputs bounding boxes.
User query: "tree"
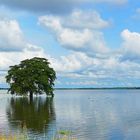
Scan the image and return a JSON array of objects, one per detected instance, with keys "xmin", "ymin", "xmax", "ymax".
[{"xmin": 6, "ymin": 57, "xmax": 56, "ymax": 100}]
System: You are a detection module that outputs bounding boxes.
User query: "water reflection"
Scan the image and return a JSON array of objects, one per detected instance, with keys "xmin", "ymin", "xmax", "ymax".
[
  {"xmin": 6, "ymin": 97, "xmax": 56, "ymax": 133},
  {"xmin": 2, "ymin": 89, "xmax": 140, "ymax": 139},
  {"xmin": 55, "ymin": 90, "xmax": 140, "ymax": 140}
]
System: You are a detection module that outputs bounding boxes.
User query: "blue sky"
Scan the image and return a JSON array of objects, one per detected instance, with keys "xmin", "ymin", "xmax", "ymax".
[{"xmin": 0, "ymin": 0, "xmax": 140, "ymax": 88}]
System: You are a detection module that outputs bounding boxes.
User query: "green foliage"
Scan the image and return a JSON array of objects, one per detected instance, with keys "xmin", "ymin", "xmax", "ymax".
[
  {"xmin": 58, "ymin": 130, "xmax": 71, "ymax": 135},
  {"xmin": 53, "ymin": 130, "xmax": 76, "ymax": 140},
  {"xmin": 6, "ymin": 57, "xmax": 56, "ymax": 97}
]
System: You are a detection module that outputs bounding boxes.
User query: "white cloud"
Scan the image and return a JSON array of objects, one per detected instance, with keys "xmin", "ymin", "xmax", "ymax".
[
  {"xmin": 0, "ymin": 19, "xmax": 26, "ymax": 51},
  {"xmin": 0, "ymin": 19, "xmax": 50, "ymax": 70},
  {"xmin": 49, "ymin": 48, "xmax": 140, "ymax": 84},
  {"xmin": 62, "ymin": 10, "xmax": 109, "ymax": 29},
  {"xmin": 121, "ymin": 29, "xmax": 140, "ymax": 52},
  {"xmin": 66, "ymin": 81, "xmax": 97, "ymax": 86},
  {"xmin": 50, "ymin": 52, "xmax": 94, "ymax": 73},
  {"xmin": 39, "ymin": 10, "xmax": 110, "ymax": 56},
  {"xmin": 120, "ymin": 29, "xmax": 140, "ymax": 61},
  {"xmin": 39, "ymin": 9, "xmax": 110, "ymax": 31},
  {"xmin": 1, "ymin": 41, "xmax": 140, "ymax": 87},
  {"xmin": 0, "ymin": 47, "xmax": 46, "ymax": 70},
  {"xmin": 58, "ymin": 29, "xmax": 109, "ymax": 55},
  {"xmin": 0, "ymin": 19, "xmax": 44, "ymax": 52},
  {"xmin": 0, "ymin": 71, "xmax": 6, "ymax": 84},
  {"xmin": 55, "ymin": 51, "xmax": 140, "ymax": 82},
  {"xmin": 0, "ymin": 17, "xmax": 140, "ymax": 88},
  {"xmin": 0, "ymin": 19, "xmax": 47, "ymax": 52}
]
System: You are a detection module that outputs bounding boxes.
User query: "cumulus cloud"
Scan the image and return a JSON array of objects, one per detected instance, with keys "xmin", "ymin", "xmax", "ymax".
[
  {"xmin": 0, "ymin": 18, "xmax": 49, "ymax": 70},
  {"xmin": 51, "ymin": 52, "xmax": 94, "ymax": 73},
  {"xmin": 0, "ymin": 41, "xmax": 140, "ymax": 88},
  {"xmin": 0, "ymin": 0, "xmax": 128, "ymax": 14},
  {"xmin": 39, "ymin": 9, "xmax": 110, "ymax": 30},
  {"xmin": 0, "ymin": 19, "xmax": 46, "ymax": 54},
  {"xmin": 0, "ymin": 19, "xmax": 43, "ymax": 52},
  {"xmin": 120, "ymin": 29, "xmax": 140, "ymax": 61},
  {"xmin": 53, "ymin": 50, "xmax": 140, "ymax": 87},
  {"xmin": 39, "ymin": 10, "xmax": 110, "ymax": 57},
  {"xmin": 0, "ymin": 47, "xmax": 46, "ymax": 70},
  {"xmin": 61, "ymin": 10, "xmax": 109, "ymax": 29},
  {"xmin": 0, "ymin": 17, "xmax": 139, "ymax": 88},
  {"xmin": 0, "ymin": 19, "xmax": 26, "ymax": 51},
  {"xmin": 1, "ymin": 49, "xmax": 140, "ymax": 87},
  {"xmin": 50, "ymin": 50, "xmax": 140, "ymax": 83},
  {"xmin": 57, "ymin": 28, "xmax": 108, "ymax": 55},
  {"xmin": 38, "ymin": 13, "xmax": 140, "ymax": 86},
  {"xmin": 66, "ymin": 81, "xmax": 97, "ymax": 86}
]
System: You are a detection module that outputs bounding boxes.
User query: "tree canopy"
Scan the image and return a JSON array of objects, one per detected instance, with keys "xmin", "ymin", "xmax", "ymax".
[{"xmin": 6, "ymin": 57, "xmax": 56, "ymax": 99}]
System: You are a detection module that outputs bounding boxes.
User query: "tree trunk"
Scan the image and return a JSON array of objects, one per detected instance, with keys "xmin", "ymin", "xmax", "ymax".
[
  {"xmin": 52, "ymin": 93, "xmax": 54, "ymax": 98},
  {"xmin": 29, "ymin": 91, "xmax": 33, "ymax": 102}
]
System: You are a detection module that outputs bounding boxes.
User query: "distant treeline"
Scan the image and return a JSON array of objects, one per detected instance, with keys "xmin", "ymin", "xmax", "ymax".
[
  {"xmin": 55, "ymin": 87, "xmax": 140, "ymax": 90},
  {"xmin": 0, "ymin": 88, "xmax": 9, "ymax": 90},
  {"xmin": 1, "ymin": 87, "xmax": 140, "ymax": 90}
]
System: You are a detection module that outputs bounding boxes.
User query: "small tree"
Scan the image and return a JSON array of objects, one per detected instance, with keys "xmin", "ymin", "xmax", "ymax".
[{"xmin": 6, "ymin": 57, "xmax": 56, "ymax": 100}]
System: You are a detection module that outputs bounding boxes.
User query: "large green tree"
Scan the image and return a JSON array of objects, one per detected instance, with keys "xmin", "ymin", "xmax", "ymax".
[{"xmin": 6, "ymin": 57, "xmax": 56, "ymax": 100}]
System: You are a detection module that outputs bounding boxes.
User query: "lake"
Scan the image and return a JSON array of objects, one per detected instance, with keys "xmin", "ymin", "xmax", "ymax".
[{"xmin": 0, "ymin": 89, "xmax": 140, "ymax": 140}]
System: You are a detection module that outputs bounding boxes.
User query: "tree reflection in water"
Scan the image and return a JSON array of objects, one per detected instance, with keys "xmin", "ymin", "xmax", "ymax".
[{"xmin": 6, "ymin": 97, "xmax": 56, "ymax": 133}]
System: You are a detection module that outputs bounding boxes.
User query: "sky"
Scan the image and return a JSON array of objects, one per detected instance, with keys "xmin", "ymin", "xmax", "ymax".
[{"xmin": 0, "ymin": 0, "xmax": 140, "ymax": 88}]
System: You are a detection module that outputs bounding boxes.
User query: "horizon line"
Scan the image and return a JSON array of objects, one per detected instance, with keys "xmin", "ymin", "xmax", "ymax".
[{"xmin": 0, "ymin": 87, "xmax": 140, "ymax": 90}]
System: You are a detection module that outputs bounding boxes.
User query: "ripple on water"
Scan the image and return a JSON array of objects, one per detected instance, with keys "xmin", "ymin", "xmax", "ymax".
[{"xmin": 0, "ymin": 90, "xmax": 140, "ymax": 139}]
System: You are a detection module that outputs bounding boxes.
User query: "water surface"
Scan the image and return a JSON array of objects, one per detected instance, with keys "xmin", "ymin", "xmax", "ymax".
[{"xmin": 0, "ymin": 89, "xmax": 140, "ymax": 140}]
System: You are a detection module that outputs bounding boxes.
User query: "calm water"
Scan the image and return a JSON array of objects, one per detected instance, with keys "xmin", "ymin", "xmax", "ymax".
[{"xmin": 0, "ymin": 89, "xmax": 140, "ymax": 139}]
